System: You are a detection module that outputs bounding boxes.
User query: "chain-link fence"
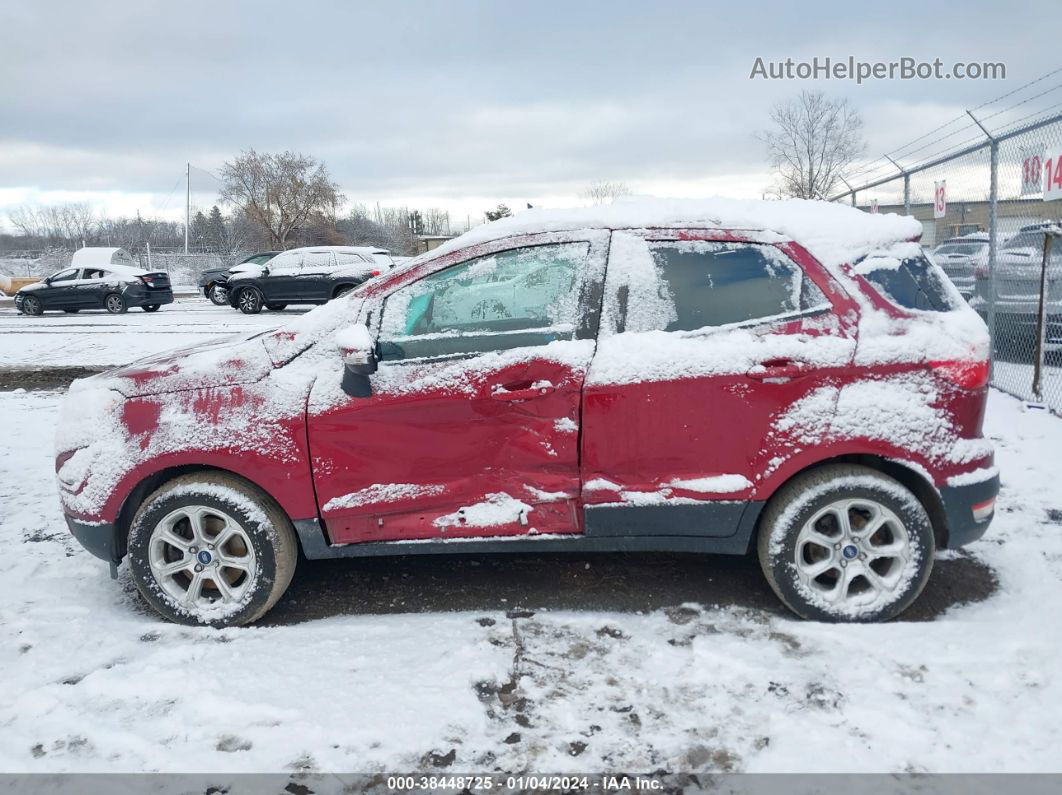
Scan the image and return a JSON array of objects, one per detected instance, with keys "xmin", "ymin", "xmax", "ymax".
[{"xmin": 833, "ymin": 111, "xmax": 1062, "ymax": 415}]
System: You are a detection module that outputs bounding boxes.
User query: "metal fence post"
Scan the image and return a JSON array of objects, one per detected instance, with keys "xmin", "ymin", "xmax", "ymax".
[
  {"xmin": 988, "ymin": 139, "xmax": 998, "ymax": 379},
  {"xmin": 903, "ymin": 174, "xmax": 910, "ymax": 215}
]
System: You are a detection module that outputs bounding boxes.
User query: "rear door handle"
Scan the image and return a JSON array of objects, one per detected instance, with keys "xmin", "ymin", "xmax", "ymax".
[
  {"xmin": 746, "ymin": 360, "xmax": 811, "ymax": 382},
  {"xmin": 490, "ymin": 380, "xmax": 556, "ymax": 401}
]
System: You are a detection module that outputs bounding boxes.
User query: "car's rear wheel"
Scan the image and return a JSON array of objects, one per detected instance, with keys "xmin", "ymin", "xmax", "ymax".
[
  {"xmin": 332, "ymin": 284, "xmax": 355, "ymax": 299},
  {"xmin": 104, "ymin": 293, "xmax": 127, "ymax": 314},
  {"xmin": 265, "ymin": 303, "xmax": 287, "ymax": 311},
  {"xmin": 757, "ymin": 464, "xmax": 934, "ymax": 623},
  {"xmin": 127, "ymin": 473, "xmax": 298, "ymax": 627},
  {"xmin": 142, "ymin": 304, "xmax": 160, "ymax": 313},
  {"xmin": 208, "ymin": 285, "xmax": 229, "ymax": 306},
  {"xmin": 237, "ymin": 287, "xmax": 263, "ymax": 314},
  {"xmin": 20, "ymin": 295, "xmax": 43, "ymax": 316}
]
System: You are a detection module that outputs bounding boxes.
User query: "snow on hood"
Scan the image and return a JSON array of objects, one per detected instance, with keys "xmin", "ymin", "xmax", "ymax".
[
  {"xmin": 415, "ymin": 197, "xmax": 922, "ymax": 273},
  {"xmin": 73, "ymin": 332, "xmax": 276, "ymax": 399}
]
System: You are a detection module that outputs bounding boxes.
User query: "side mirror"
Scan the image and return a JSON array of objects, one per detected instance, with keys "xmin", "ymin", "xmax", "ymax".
[
  {"xmin": 261, "ymin": 265, "xmax": 270, "ymax": 276},
  {"xmin": 335, "ymin": 323, "xmax": 377, "ymax": 375}
]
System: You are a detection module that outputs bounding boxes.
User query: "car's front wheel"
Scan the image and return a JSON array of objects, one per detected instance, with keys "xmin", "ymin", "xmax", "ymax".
[
  {"xmin": 127, "ymin": 473, "xmax": 298, "ymax": 626},
  {"xmin": 104, "ymin": 293, "xmax": 127, "ymax": 314},
  {"xmin": 208, "ymin": 285, "xmax": 229, "ymax": 306},
  {"xmin": 757, "ymin": 464, "xmax": 934, "ymax": 623},
  {"xmin": 237, "ymin": 287, "xmax": 264, "ymax": 314},
  {"xmin": 20, "ymin": 295, "xmax": 43, "ymax": 316}
]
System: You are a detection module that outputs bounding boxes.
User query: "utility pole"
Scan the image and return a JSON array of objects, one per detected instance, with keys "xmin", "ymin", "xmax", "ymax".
[{"xmin": 184, "ymin": 162, "xmax": 190, "ymax": 254}]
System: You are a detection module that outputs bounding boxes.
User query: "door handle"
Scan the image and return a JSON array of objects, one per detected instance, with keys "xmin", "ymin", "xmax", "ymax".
[
  {"xmin": 746, "ymin": 359, "xmax": 810, "ymax": 382},
  {"xmin": 490, "ymin": 380, "xmax": 556, "ymax": 401}
]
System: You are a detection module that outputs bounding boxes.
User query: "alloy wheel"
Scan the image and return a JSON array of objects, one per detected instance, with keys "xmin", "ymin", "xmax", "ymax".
[
  {"xmin": 794, "ymin": 498, "xmax": 913, "ymax": 610},
  {"xmin": 147, "ymin": 505, "xmax": 258, "ymax": 607}
]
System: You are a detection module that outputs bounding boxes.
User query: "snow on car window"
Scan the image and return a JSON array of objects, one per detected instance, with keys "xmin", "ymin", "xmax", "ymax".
[
  {"xmin": 855, "ymin": 248, "xmax": 961, "ymax": 313},
  {"xmin": 379, "ymin": 242, "xmax": 588, "ymax": 342},
  {"xmin": 606, "ymin": 237, "xmax": 823, "ymax": 334}
]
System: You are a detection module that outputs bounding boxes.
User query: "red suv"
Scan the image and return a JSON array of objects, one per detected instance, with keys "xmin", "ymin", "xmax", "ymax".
[{"xmin": 55, "ymin": 201, "xmax": 999, "ymax": 626}]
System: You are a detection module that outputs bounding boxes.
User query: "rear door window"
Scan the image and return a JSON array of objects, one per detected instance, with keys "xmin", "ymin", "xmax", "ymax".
[{"xmin": 622, "ymin": 241, "xmax": 828, "ymax": 332}]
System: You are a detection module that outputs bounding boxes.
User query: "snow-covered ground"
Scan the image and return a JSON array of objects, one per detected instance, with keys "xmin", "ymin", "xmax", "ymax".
[{"xmin": 1, "ymin": 302, "xmax": 1061, "ymax": 773}]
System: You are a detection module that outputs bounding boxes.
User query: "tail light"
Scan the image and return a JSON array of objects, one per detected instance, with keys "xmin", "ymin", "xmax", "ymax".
[
  {"xmin": 369, "ymin": 270, "xmax": 381, "ymax": 278},
  {"xmin": 139, "ymin": 275, "xmax": 155, "ymax": 286},
  {"xmin": 931, "ymin": 359, "xmax": 989, "ymax": 389}
]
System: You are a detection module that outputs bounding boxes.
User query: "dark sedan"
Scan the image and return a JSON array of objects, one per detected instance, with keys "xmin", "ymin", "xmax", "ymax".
[{"xmin": 15, "ymin": 265, "xmax": 174, "ymax": 315}]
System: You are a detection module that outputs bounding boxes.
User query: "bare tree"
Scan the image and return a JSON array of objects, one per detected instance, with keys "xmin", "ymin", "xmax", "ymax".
[
  {"xmin": 761, "ymin": 91, "xmax": 864, "ymax": 199},
  {"xmin": 580, "ymin": 180, "xmax": 632, "ymax": 205},
  {"xmin": 8, "ymin": 202, "xmax": 96, "ymax": 242},
  {"xmin": 219, "ymin": 149, "xmax": 344, "ymax": 249}
]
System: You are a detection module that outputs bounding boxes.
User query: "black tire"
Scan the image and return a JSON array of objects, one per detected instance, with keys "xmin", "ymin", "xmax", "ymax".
[
  {"xmin": 208, "ymin": 285, "xmax": 229, "ymax": 306},
  {"xmin": 63, "ymin": 308, "xmax": 80, "ymax": 314},
  {"xmin": 332, "ymin": 284, "xmax": 355, "ymax": 299},
  {"xmin": 20, "ymin": 295, "xmax": 43, "ymax": 316},
  {"xmin": 237, "ymin": 287, "xmax": 263, "ymax": 314},
  {"xmin": 265, "ymin": 303, "xmax": 287, "ymax": 311},
  {"xmin": 142, "ymin": 304, "xmax": 160, "ymax": 313},
  {"xmin": 127, "ymin": 472, "xmax": 298, "ymax": 627},
  {"xmin": 104, "ymin": 293, "xmax": 127, "ymax": 314},
  {"xmin": 756, "ymin": 464, "xmax": 935, "ymax": 623}
]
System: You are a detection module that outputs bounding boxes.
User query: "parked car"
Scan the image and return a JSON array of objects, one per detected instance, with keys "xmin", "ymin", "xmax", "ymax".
[
  {"xmin": 971, "ymin": 222, "xmax": 1062, "ymax": 351},
  {"xmin": 198, "ymin": 251, "xmax": 280, "ymax": 305},
  {"xmin": 55, "ymin": 200, "xmax": 997, "ymax": 627},
  {"xmin": 15, "ymin": 253, "xmax": 174, "ymax": 316},
  {"xmin": 930, "ymin": 232, "xmax": 987, "ymax": 300},
  {"xmin": 225, "ymin": 246, "xmax": 383, "ymax": 313}
]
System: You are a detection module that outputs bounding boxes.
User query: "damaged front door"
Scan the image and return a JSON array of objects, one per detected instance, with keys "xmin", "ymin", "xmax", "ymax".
[{"xmin": 307, "ymin": 232, "xmax": 608, "ymax": 544}]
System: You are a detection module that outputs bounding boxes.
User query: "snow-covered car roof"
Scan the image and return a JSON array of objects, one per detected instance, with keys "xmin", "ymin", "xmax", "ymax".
[
  {"xmin": 91, "ymin": 263, "xmax": 150, "ymax": 277},
  {"xmin": 407, "ymin": 198, "xmax": 922, "ymax": 273},
  {"xmin": 277, "ymin": 245, "xmax": 378, "ymax": 256},
  {"xmin": 70, "ymin": 247, "xmax": 138, "ymax": 268}
]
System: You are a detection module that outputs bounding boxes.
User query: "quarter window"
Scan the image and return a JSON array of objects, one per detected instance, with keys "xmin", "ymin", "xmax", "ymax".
[{"xmin": 378, "ymin": 242, "xmax": 589, "ymax": 359}]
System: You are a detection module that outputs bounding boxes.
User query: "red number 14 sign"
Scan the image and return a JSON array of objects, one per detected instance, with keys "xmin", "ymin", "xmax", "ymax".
[{"xmin": 1044, "ymin": 149, "xmax": 1062, "ymax": 202}]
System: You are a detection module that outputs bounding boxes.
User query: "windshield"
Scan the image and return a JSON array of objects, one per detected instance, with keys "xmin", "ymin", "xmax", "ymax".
[
  {"xmin": 934, "ymin": 243, "xmax": 985, "ymax": 256},
  {"xmin": 1003, "ymin": 231, "xmax": 1046, "ymax": 250},
  {"xmin": 242, "ymin": 253, "xmax": 277, "ymax": 265}
]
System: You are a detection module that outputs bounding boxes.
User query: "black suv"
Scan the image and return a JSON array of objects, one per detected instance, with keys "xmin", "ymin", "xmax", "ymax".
[
  {"xmin": 198, "ymin": 251, "xmax": 280, "ymax": 305},
  {"xmin": 15, "ymin": 265, "xmax": 174, "ymax": 315},
  {"xmin": 225, "ymin": 246, "xmax": 382, "ymax": 313}
]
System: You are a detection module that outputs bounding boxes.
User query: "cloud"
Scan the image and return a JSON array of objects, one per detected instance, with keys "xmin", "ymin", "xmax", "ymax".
[{"xmin": 1, "ymin": 0, "xmax": 1058, "ymax": 223}]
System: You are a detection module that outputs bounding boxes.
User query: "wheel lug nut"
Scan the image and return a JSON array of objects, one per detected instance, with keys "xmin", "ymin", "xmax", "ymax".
[
  {"xmin": 190, "ymin": 546, "xmax": 198, "ymax": 553},
  {"xmin": 194, "ymin": 564, "xmax": 203, "ymax": 572},
  {"xmin": 834, "ymin": 543, "xmax": 841, "ymax": 549}
]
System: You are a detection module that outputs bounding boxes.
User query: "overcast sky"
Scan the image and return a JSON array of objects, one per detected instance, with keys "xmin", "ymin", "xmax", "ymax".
[{"xmin": 2, "ymin": 0, "xmax": 1059, "ymax": 227}]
